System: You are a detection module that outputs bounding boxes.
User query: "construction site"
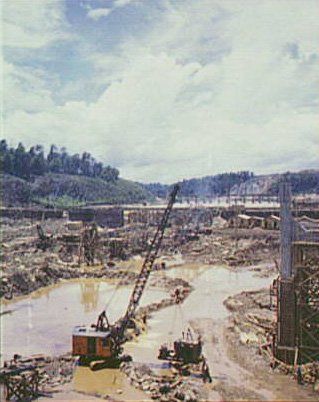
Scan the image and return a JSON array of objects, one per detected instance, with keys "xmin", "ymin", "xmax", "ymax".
[{"xmin": 0, "ymin": 180, "xmax": 318, "ymax": 401}]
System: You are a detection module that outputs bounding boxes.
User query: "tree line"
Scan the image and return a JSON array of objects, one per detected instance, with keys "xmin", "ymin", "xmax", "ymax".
[
  {"xmin": 0, "ymin": 140, "xmax": 119, "ymax": 182},
  {"xmin": 179, "ymin": 171, "xmax": 254, "ymax": 197},
  {"xmin": 144, "ymin": 171, "xmax": 255, "ymax": 198},
  {"xmin": 270, "ymin": 171, "xmax": 319, "ymax": 195}
]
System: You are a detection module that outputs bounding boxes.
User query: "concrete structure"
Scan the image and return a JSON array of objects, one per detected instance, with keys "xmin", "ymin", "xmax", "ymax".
[
  {"xmin": 69, "ymin": 207, "xmax": 124, "ymax": 228},
  {"xmin": 124, "ymin": 207, "xmax": 215, "ymax": 228},
  {"xmin": 0, "ymin": 207, "xmax": 63, "ymax": 220},
  {"xmin": 274, "ymin": 179, "xmax": 319, "ymax": 364}
]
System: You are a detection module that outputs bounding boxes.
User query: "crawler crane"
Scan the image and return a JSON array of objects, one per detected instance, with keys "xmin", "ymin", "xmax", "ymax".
[{"xmin": 72, "ymin": 184, "xmax": 179, "ymax": 369}]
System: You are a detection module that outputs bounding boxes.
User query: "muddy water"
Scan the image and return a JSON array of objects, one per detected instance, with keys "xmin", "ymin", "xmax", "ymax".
[
  {"xmin": 124, "ymin": 265, "xmax": 273, "ymax": 367},
  {"xmin": 0, "ymin": 279, "xmax": 167, "ymax": 362},
  {"xmin": 2, "ymin": 265, "xmax": 311, "ymax": 401},
  {"xmin": 73, "ymin": 368, "xmax": 150, "ymax": 401}
]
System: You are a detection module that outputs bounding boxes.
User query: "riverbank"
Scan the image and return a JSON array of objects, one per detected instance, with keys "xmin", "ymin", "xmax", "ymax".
[{"xmin": 0, "ymin": 218, "xmax": 279, "ymax": 301}]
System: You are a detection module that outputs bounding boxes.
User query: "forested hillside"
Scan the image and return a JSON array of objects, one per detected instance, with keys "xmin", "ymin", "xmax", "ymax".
[
  {"xmin": 145, "ymin": 170, "xmax": 319, "ymax": 199},
  {"xmin": 144, "ymin": 172, "xmax": 255, "ymax": 198},
  {"xmin": 0, "ymin": 140, "xmax": 152, "ymax": 207},
  {"xmin": 0, "ymin": 140, "xmax": 119, "ymax": 182}
]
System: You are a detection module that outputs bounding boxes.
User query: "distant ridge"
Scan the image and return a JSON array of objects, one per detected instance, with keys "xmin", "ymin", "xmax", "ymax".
[
  {"xmin": 144, "ymin": 170, "xmax": 319, "ymax": 199},
  {"xmin": 1, "ymin": 140, "xmax": 318, "ymax": 207}
]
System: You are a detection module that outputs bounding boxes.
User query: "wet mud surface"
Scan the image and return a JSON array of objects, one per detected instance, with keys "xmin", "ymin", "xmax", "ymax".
[
  {"xmin": 4, "ymin": 263, "xmax": 314, "ymax": 401},
  {"xmin": 1, "ymin": 218, "xmax": 317, "ymax": 401}
]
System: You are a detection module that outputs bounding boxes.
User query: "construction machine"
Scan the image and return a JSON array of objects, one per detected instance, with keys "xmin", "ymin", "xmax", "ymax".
[
  {"xmin": 158, "ymin": 327, "xmax": 203, "ymax": 364},
  {"xmin": 72, "ymin": 184, "xmax": 179, "ymax": 369},
  {"xmin": 36, "ymin": 224, "xmax": 54, "ymax": 251},
  {"xmin": 80, "ymin": 223, "xmax": 99, "ymax": 265}
]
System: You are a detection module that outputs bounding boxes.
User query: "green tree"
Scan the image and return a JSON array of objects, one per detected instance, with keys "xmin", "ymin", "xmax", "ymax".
[
  {"xmin": 14, "ymin": 142, "xmax": 30, "ymax": 178},
  {"xmin": 30, "ymin": 145, "xmax": 47, "ymax": 175}
]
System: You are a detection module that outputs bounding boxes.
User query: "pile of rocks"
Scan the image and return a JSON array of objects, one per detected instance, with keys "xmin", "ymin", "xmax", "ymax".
[
  {"xmin": 0, "ymin": 254, "xmax": 142, "ymax": 299},
  {"xmin": 179, "ymin": 228, "xmax": 279, "ymax": 268},
  {"xmin": 120, "ymin": 362, "xmax": 204, "ymax": 402},
  {"xmin": 301, "ymin": 362, "xmax": 319, "ymax": 387}
]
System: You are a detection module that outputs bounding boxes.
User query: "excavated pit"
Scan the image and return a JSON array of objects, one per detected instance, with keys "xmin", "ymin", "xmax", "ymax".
[{"xmin": 1, "ymin": 217, "xmax": 317, "ymax": 400}]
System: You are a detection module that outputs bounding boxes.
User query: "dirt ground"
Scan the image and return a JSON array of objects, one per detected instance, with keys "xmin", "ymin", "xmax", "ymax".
[
  {"xmin": 0, "ymin": 217, "xmax": 279, "ymax": 300},
  {"xmin": 1, "ymin": 217, "xmax": 318, "ymax": 401},
  {"xmin": 192, "ymin": 294, "xmax": 318, "ymax": 401}
]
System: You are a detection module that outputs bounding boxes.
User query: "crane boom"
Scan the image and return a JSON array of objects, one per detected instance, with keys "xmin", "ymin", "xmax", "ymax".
[
  {"xmin": 72, "ymin": 184, "xmax": 179, "ymax": 367},
  {"xmin": 119, "ymin": 183, "xmax": 179, "ymax": 334}
]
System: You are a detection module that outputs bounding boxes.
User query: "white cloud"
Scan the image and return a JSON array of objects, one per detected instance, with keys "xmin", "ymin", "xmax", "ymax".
[
  {"xmin": 3, "ymin": 0, "xmax": 319, "ymax": 182},
  {"xmin": 87, "ymin": 0, "xmax": 138, "ymax": 20},
  {"xmin": 2, "ymin": 0, "xmax": 69, "ymax": 48},
  {"xmin": 3, "ymin": 60, "xmax": 55, "ymax": 114},
  {"xmin": 114, "ymin": 0, "xmax": 136, "ymax": 7},
  {"xmin": 87, "ymin": 7, "xmax": 111, "ymax": 20}
]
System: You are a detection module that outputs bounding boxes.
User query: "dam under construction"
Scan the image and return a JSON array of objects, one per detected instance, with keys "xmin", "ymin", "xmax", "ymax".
[{"xmin": 1, "ymin": 182, "xmax": 318, "ymax": 401}]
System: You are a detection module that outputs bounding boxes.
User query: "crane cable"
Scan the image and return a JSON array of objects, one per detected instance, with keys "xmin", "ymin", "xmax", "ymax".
[
  {"xmin": 168, "ymin": 302, "xmax": 185, "ymax": 345},
  {"xmin": 103, "ymin": 263, "xmax": 134, "ymax": 311}
]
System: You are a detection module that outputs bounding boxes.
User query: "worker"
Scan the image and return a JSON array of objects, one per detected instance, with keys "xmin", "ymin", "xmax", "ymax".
[
  {"xmin": 201, "ymin": 358, "xmax": 212, "ymax": 383},
  {"xmin": 186, "ymin": 327, "xmax": 193, "ymax": 342},
  {"xmin": 174, "ymin": 287, "xmax": 182, "ymax": 304},
  {"xmin": 296, "ymin": 365, "xmax": 303, "ymax": 385},
  {"xmin": 142, "ymin": 313, "xmax": 147, "ymax": 325},
  {"xmin": 198, "ymin": 334, "xmax": 202, "ymax": 347},
  {"xmin": 96, "ymin": 310, "xmax": 109, "ymax": 330}
]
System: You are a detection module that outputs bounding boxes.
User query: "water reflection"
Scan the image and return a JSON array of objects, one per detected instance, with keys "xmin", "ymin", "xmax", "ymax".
[
  {"xmin": 80, "ymin": 282, "xmax": 100, "ymax": 312},
  {"xmin": 1, "ymin": 278, "xmax": 167, "ymax": 362}
]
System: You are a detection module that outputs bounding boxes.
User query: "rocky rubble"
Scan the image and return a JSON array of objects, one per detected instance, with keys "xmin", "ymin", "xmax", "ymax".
[
  {"xmin": 179, "ymin": 228, "xmax": 279, "ymax": 268},
  {"xmin": 1, "ymin": 353, "xmax": 76, "ymax": 394},
  {"xmin": 120, "ymin": 362, "xmax": 207, "ymax": 402},
  {"xmin": 1, "ymin": 216, "xmax": 280, "ymax": 300},
  {"xmin": 224, "ymin": 289, "xmax": 319, "ymax": 392},
  {"xmin": 0, "ymin": 258, "xmax": 140, "ymax": 300}
]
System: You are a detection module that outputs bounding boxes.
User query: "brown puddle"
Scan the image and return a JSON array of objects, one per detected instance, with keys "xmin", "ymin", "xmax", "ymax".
[
  {"xmin": 73, "ymin": 367, "xmax": 150, "ymax": 401},
  {"xmin": 1, "ymin": 278, "xmax": 168, "ymax": 362}
]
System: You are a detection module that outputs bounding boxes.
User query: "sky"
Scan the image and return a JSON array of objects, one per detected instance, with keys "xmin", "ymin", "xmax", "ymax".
[{"xmin": 2, "ymin": 0, "xmax": 319, "ymax": 183}]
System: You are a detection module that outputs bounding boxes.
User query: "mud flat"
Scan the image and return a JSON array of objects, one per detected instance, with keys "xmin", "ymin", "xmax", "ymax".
[{"xmin": 0, "ymin": 267, "xmax": 191, "ymax": 401}]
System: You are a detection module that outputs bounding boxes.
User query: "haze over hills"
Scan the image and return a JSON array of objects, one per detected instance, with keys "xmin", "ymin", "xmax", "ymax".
[
  {"xmin": 1, "ymin": 140, "xmax": 318, "ymax": 207},
  {"xmin": 144, "ymin": 170, "xmax": 319, "ymax": 199}
]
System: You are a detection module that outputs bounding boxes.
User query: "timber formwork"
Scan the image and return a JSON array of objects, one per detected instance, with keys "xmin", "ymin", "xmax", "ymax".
[
  {"xmin": 1, "ymin": 369, "xmax": 40, "ymax": 400},
  {"xmin": 294, "ymin": 242, "xmax": 319, "ymax": 363},
  {"xmin": 274, "ymin": 241, "xmax": 319, "ymax": 364}
]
